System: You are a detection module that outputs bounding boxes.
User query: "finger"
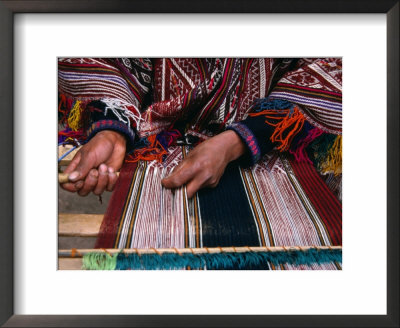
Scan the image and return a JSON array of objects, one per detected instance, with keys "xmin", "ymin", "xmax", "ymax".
[
  {"xmin": 162, "ymin": 162, "xmax": 196, "ymax": 189},
  {"xmin": 60, "ymin": 152, "xmax": 82, "ymax": 192},
  {"xmin": 74, "ymin": 180, "xmax": 84, "ymax": 190},
  {"xmin": 186, "ymin": 170, "xmax": 221, "ymax": 198},
  {"xmin": 60, "ymin": 182, "xmax": 78, "ymax": 193},
  {"xmin": 106, "ymin": 167, "xmax": 118, "ymax": 192},
  {"xmin": 93, "ymin": 164, "xmax": 108, "ymax": 195},
  {"xmin": 63, "ymin": 151, "xmax": 82, "ymax": 174},
  {"xmin": 78, "ymin": 169, "xmax": 99, "ymax": 196},
  {"xmin": 69, "ymin": 151, "xmax": 96, "ymax": 183},
  {"xmin": 185, "ymin": 176, "xmax": 207, "ymax": 199}
]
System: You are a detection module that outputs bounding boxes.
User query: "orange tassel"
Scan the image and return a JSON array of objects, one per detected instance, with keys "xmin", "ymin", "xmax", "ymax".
[
  {"xmin": 249, "ymin": 106, "xmax": 306, "ymax": 151},
  {"xmin": 125, "ymin": 135, "xmax": 168, "ymax": 163}
]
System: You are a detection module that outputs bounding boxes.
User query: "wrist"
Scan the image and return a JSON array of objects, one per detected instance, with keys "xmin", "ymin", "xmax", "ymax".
[
  {"xmin": 220, "ymin": 130, "xmax": 246, "ymax": 162},
  {"xmin": 97, "ymin": 130, "xmax": 127, "ymax": 147}
]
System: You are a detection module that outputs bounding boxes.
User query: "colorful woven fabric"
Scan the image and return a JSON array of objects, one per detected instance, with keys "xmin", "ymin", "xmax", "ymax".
[
  {"xmin": 92, "ymin": 147, "xmax": 342, "ymax": 269},
  {"xmin": 268, "ymin": 58, "xmax": 342, "ymax": 134},
  {"xmin": 58, "ymin": 58, "xmax": 342, "ymax": 167},
  {"xmin": 58, "ymin": 58, "xmax": 343, "ymax": 270}
]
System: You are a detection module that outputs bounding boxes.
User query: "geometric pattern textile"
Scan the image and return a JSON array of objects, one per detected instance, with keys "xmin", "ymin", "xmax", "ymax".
[{"xmin": 94, "ymin": 147, "xmax": 342, "ymax": 270}]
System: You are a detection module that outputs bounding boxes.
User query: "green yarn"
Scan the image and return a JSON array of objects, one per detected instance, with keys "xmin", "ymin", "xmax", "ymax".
[
  {"xmin": 82, "ymin": 252, "xmax": 118, "ymax": 270},
  {"xmin": 81, "ymin": 249, "xmax": 342, "ymax": 270}
]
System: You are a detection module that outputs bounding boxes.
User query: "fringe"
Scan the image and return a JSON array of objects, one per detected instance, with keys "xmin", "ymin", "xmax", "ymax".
[
  {"xmin": 289, "ymin": 127, "xmax": 324, "ymax": 163},
  {"xmin": 249, "ymin": 105, "xmax": 306, "ymax": 152},
  {"xmin": 58, "ymin": 94, "xmax": 68, "ymax": 124},
  {"xmin": 58, "ymin": 95, "xmax": 143, "ymax": 146},
  {"xmin": 307, "ymin": 133, "xmax": 336, "ymax": 168},
  {"xmin": 125, "ymin": 134, "xmax": 168, "ymax": 163},
  {"xmin": 58, "ymin": 128, "xmax": 85, "ymax": 145},
  {"xmin": 58, "ymin": 94, "xmax": 91, "ymax": 144},
  {"xmin": 82, "ymin": 248, "xmax": 342, "ymax": 270},
  {"xmin": 67, "ymin": 100, "xmax": 83, "ymax": 131},
  {"xmin": 82, "ymin": 252, "xmax": 118, "ymax": 270},
  {"xmin": 320, "ymin": 135, "xmax": 342, "ymax": 175},
  {"xmin": 125, "ymin": 130, "xmax": 181, "ymax": 163},
  {"xmin": 101, "ymin": 98, "xmax": 143, "ymax": 130},
  {"xmin": 58, "ymin": 94, "xmax": 90, "ymax": 125},
  {"xmin": 248, "ymin": 98, "xmax": 342, "ymax": 173}
]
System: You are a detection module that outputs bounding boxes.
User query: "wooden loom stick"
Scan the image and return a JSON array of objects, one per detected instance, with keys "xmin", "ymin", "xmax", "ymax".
[
  {"xmin": 59, "ymin": 246, "xmax": 342, "ymax": 258},
  {"xmin": 58, "ymin": 171, "xmax": 120, "ymax": 184}
]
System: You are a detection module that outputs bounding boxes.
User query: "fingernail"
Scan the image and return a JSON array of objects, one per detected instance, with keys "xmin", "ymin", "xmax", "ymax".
[
  {"xmin": 99, "ymin": 164, "xmax": 107, "ymax": 173},
  {"xmin": 90, "ymin": 170, "xmax": 99, "ymax": 178},
  {"xmin": 75, "ymin": 181, "xmax": 83, "ymax": 189},
  {"xmin": 108, "ymin": 167, "xmax": 114, "ymax": 174},
  {"xmin": 69, "ymin": 171, "xmax": 79, "ymax": 181}
]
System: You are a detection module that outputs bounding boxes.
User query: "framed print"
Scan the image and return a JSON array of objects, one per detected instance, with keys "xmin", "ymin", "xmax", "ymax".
[{"xmin": 1, "ymin": 0, "xmax": 398, "ymax": 327}]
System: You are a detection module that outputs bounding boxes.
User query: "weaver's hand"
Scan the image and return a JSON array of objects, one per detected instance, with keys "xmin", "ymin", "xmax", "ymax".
[
  {"xmin": 60, "ymin": 130, "xmax": 126, "ymax": 196},
  {"xmin": 161, "ymin": 130, "xmax": 246, "ymax": 198}
]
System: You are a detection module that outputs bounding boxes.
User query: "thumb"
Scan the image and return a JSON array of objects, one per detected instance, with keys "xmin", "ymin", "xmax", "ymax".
[
  {"xmin": 68, "ymin": 151, "xmax": 96, "ymax": 182},
  {"xmin": 161, "ymin": 163, "xmax": 193, "ymax": 189}
]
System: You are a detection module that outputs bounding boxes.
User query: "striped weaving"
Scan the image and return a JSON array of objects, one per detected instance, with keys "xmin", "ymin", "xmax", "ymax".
[
  {"xmin": 95, "ymin": 147, "xmax": 342, "ymax": 270},
  {"xmin": 269, "ymin": 58, "xmax": 342, "ymax": 134}
]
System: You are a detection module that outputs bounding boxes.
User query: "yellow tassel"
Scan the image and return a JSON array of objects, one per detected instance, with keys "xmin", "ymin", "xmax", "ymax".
[
  {"xmin": 67, "ymin": 100, "xmax": 83, "ymax": 131},
  {"xmin": 321, "ymin": 135, "xmax": 342, "ymax": 175}
]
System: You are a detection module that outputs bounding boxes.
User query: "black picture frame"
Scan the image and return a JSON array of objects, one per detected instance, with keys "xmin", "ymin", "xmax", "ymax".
[{"xmin": 0, "ymin": 1, "xmax": 398, "ymax": 327}]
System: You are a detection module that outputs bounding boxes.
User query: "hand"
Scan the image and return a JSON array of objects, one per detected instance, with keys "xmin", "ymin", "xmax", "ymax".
[
  {"xmin": 161, "ymin": 130, "xmax": 246, "ymax": 198},
  {"xmin": 60, "ymin": 130, "xmax": 126, "ymax": 196}
]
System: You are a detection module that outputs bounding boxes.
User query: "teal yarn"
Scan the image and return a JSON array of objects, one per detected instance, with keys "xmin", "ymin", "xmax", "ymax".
[
  {"xmin": 115, "ymin": 252, "xmax": 142, "ymax": 270},
  {"xmin": 83, "ymin": 248, "xmax": 342, "ymax": 270}
]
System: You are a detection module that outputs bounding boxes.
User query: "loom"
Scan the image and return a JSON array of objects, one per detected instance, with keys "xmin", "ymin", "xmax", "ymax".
[{"xmin": 58, "ymin": 145, "xmax": 342, "ymax": 270}]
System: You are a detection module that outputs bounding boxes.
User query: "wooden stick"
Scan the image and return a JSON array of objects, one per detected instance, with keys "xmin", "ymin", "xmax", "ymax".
[
  {"xmin": 58, "ymin": 246, "xmax": 342, "ymax": 258},
  {"xmin": 59, "ymin": 171, "xmax": 120, "ymax": 184}
]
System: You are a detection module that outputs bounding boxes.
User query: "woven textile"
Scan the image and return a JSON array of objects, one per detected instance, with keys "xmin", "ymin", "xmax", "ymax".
[
  {"xmin": 58, "ymin": 58, "xmax": 342, "ymax": 144},
  {"xmin": 94, "ymin": 147, "xmax": 342, "ymax": 270},
  {"xmin": 58, "ymin": 58, "xmax": 343, "ymax": 270},
  {"xmin": 269, "ymin": 58, "xmax": 342, "ymax": 134}
]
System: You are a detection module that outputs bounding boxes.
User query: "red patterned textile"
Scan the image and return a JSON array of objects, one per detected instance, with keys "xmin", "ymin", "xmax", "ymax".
[{"xmin": 58, "ymin": 58, "xmax": 342, "ymax": 141}]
